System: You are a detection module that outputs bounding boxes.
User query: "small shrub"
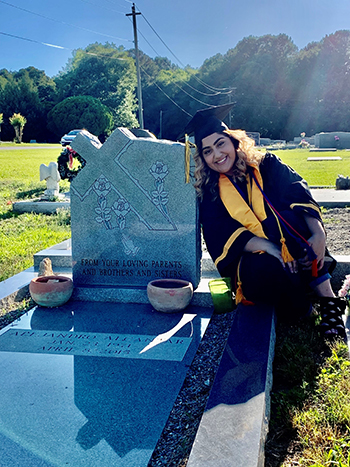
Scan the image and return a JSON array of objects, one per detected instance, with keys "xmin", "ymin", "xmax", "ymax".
[{"xmin": 9, "ymin": 113, "xmax": 27, "ymax": 143}]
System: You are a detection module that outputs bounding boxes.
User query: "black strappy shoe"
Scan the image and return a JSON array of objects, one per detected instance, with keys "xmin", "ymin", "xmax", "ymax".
[{"xmin": 319, "ymin": 297, "xmax": 347, "ymax": 340}]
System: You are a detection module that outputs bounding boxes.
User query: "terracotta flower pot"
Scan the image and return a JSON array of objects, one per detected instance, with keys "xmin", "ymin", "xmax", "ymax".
[
  {"xmin": 147, "ymin": 279, "xmax": 193, "ymax": 313},
  {"xmin": 29, "ymin": 275, "xmax": 73, "ymax": 308}
]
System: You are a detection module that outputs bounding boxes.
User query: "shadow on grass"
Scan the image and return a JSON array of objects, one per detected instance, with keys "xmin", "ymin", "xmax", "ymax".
[
  {"xmin": 265, "ymin": 315, "xmax": 332, "ymax": 467},
  {"xmin": 0, "ymin": 186, "xmax": 44, "ymax": 220},
  {"xmin": 0, "ymin": 295, "xmax": 34, "ymax": 331},
  {"xmin": 0, "ymin": 210, "xmax": 19, "ymax": 221},
  {"xmin": 16, "ymin": 187, "xmax": 43, "ymax": 200}
]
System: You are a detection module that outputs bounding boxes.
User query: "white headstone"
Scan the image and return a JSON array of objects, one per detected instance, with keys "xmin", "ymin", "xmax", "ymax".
[{"xmin": 40, "ymin": 161, "xmax": 61, "ymax": 198}]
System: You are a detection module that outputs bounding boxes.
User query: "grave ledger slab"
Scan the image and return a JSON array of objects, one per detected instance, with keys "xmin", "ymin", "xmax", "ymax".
[
  {"xmin": 0, "ymin": 301, "xmax": 212, "ymax": 467},
  {"xmin": 70, "ymin": 129, "xmax": 201, "ymax": 289}
]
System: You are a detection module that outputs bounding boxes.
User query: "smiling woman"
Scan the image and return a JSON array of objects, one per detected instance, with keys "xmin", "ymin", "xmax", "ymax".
[{"xmin": 187, "ymin": 104, "xmax": 347, "ymax": 339}]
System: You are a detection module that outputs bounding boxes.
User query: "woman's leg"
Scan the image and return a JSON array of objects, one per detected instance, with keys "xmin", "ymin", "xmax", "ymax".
[
  {"xmin": 238, "ymin": 252, "xmax": 311, "ymax": 321},
  {"xmin": 314, "ymin": 279, "xmax": 335, "ymax": 297}
]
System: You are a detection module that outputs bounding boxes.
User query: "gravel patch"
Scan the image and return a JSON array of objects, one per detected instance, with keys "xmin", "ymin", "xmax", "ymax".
[{"xmin": 322, "ymin": 207, "xmax": 350, "ymax": 256}]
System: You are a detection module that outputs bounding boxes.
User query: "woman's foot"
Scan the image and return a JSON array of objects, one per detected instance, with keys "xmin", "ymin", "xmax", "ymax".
[{"xmin": 318, "ymin": 297, "xmax": 347, "ymax": 340}]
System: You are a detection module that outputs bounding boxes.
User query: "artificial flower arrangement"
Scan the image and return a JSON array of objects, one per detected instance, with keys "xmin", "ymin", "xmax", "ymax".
[
  {"xmin": 57, "ymin": 146, "xmax": 86, "ymax": 182},
  {"xmin": 338, "ymin": 274, "xmax": 350, "ymax": 312}
]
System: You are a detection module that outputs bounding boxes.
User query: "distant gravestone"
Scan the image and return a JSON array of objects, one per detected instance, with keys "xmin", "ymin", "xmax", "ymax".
[
  {"xmin": 307, "ymin": 156, "xmax": 342, "ymax": 161},
  {"xmin": 70, "ymin": 129, "xmax": 200, "ymax": 289},
  {"xmin": 246, "ymin": 131, "xmax": 260, "ymax": 146},
  {"xmin": 315, "ymin": 131, "xmax": 350, "ymax": 149},
  {"xmin": 336, "ymin": 175, "xmax": 350, "ymax": 190}
]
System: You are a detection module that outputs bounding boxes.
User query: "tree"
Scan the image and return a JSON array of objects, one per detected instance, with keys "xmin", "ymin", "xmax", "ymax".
[
  {"xmin": 47, "ymin": 95, "xmax": 114, "ymax": 138},
  {"xmin": 203, "ymin": 34, "xmax": 298, "ymax": 139},
  {"xmin": 0, "ymin": 113, "xmax": 3, "ymax": 141},
  {"xmin": 55, "ymin": 43, "xmax": 138, "ymax": 128},
  {"xmin": 0, "ymin": 67, "xmax": 58, "ymax": 142},
  {"xmin": 140, "ymin": 56, "xmax": 197, "ymax": 139},
  {"xmin": 9, "ymin": 112, "xmax": 27, "ymax": 143}
]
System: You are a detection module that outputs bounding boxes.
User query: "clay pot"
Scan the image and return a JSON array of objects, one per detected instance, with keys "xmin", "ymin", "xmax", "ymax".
[
  {"xmin": 147, "ymin": 279, "xmax": 193, "ymax": 313},
  {"xmin": 29, "ymin": 275, "xmax": 73, "ymax": 308}
]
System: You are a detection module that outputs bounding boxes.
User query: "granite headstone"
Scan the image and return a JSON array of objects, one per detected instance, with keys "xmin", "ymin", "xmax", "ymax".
[
  {"xmin": 315, "ymin": 131, "xmax": 350, "ymax": 149},
  {"xmin": 70, "ymin": 129, "xmax": 200, "ymax": 289}
]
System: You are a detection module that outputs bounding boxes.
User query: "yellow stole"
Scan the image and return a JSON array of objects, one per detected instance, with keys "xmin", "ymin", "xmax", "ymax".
[{"xmin": 218, "ymin": 167, "xmax": 267, "ymax": 239}]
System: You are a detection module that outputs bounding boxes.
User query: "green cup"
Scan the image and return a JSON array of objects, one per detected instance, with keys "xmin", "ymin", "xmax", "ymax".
[{"xmin": 209, "ymin": 277, "xmax": 234, "ymax": 314}]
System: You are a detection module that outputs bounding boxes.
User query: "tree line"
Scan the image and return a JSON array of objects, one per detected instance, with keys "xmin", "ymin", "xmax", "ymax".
[{"xmin": 1, "ymin": 30, "xmax": 350, "ymax": 143}]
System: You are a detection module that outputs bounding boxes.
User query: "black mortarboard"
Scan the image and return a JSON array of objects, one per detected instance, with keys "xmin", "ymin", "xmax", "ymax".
[{"xmin": 182, "ymin": 103, "xmax": 234, "ymax": 148}]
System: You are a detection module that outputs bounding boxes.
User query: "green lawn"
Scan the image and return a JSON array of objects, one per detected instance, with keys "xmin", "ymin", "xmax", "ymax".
[
  {"xmin": 0, "ymin": 144, "xmax": 71, "ymax": 281},
  {"xmin": 265, "ymin": 149, "xmax": 350, "ymax": 187},
  {"xmin": 0, "ymin": 145, "xmax": 62, "ymax": 187}
]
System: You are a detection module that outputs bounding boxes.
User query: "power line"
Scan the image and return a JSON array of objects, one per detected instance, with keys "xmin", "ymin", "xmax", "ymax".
[
  {"xmin": 103, "ymin": 0, "xmax": 129, "ymax": 9},
  {"xmin": 0, "ymin": 2, "xmax": 226, "ymax": 114},
  {"xmin": 136, "ymin": 4, "xmax": 232, "ymax": 93},
  {"xmin": 0, "ymin": 0, "xmax": 132, "ymax": 43},
  {"xmin": 141, "ymin": 64, "xmax": 192, "ymax": 117},
  {"xmin": 133, "ymin": 20, "xmax": 225, "ymax": 98},
  {"xmin": 138, "ymin": 14, "xmax": 221, "ymax": 96},
  {"xmin": 170, "ymin": 79, "xmax": 213, "ymax": 107},
  {"xmin": 128, "ymin": 18, "xmax": 213, "ymax": 107},
  {"xmin": 79, "ymin": 0, "xmax": 126, "ymax": 15},
  {"xmin": 1, "ymin": 0, "xmax": 232, "ymax": 98}
]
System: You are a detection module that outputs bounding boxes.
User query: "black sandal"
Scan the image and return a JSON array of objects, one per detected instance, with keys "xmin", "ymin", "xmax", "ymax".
[{"xmin": 319, "ymin": 297, "xmax": 347, "ymax": 340}]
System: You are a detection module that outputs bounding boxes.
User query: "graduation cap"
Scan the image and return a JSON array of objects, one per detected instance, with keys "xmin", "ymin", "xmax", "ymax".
[{"xmin": 182, "ymin": 103, "xmax": 234, "ymax": 148}]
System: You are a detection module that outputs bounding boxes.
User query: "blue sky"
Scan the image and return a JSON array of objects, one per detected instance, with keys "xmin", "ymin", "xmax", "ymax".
[{"xmin": 1, "ymin": 0, "xmax": 350, "ymax": 78}]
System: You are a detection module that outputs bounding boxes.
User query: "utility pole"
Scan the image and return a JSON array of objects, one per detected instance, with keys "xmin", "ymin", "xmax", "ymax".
[
  {"xmin": 228, "ymin": 89, "xmax": 233, "ymax": 128},
  {"xmin": 159, "ymin": 110, "xmax": 163, "ymax": 139},
  {"xmin": 126, "ymin": 3, "xmax": 144, "ymax": 129}
]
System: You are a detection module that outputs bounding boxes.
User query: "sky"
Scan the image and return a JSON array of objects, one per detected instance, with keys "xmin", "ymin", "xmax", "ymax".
[{"xmin": 1, "ymin": 0, "xmax": 350, "ymax": 78}]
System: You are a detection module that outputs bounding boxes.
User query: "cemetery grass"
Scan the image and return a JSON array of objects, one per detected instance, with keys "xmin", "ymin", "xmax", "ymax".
[
  {"xmin": 265, "ymin": 207, "xmax": 350, "ymax": 466},
  {"xmin": 266, "ymin": 149, "xmax": 350, "ymax": 187},
  {"xmin": 0, "ymin": 145, "xmax": 71, "ymax": 283},
  {"xmin": 265, "ymin": 320, "xmax": 350, "ymax": 467}
]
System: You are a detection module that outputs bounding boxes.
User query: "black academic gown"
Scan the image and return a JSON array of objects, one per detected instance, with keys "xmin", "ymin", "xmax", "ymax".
[{"xmin": 200, "ymin": 152, "xmax": 323, "ymax": 281}]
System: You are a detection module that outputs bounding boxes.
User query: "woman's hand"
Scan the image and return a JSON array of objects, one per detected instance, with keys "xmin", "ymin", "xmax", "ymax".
[
  {"xmin": 244, "ymin": 237, "xmax": 298, "ymax": 273},
  {"xmin": 298, "ymin": 232, "xmax": 326, "ymax": 270},
  {"xmin": 299, "ymin": 216, "xmax": 326, "ymax": 270}
]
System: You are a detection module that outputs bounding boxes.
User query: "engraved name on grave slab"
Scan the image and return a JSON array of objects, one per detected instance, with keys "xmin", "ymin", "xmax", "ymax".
[
  {"xmin": 70, "ymin": 129, "xmax": 200, "ymax": 288},
  {"xmin": 0, "ymin": 329, "xmax": 192, "ymax": 361}
]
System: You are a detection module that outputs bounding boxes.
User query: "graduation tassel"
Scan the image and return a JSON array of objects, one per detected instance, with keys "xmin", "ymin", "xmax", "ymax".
[
  {"xmin": 280, "ymin": 237, "xmax": 294, "ymax": 263},
  {"xmin": 184, "ymin": 134, "xmax": 191, "ymax": 184},
  {"xmin": 235, "ymin": 280, "xmax": 244, "ymax": 305},
  {"xmin": 235, "ymin": 262, "xmax": 255, "ymax": 306},
  {"xmin": 268, "ymin": 205, "xmax": 295, "ymax": 263}
]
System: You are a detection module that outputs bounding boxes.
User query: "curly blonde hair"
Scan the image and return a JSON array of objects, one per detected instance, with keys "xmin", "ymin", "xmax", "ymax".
[{"xmin": 193, "ymin": 129, "xmax": 265, "ymax": 200}]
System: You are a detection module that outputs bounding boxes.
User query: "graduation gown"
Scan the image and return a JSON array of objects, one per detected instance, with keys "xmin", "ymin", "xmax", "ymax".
[{"xmin": 200, "ymin": 152, "xmax": 322, "ymax": 280}]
